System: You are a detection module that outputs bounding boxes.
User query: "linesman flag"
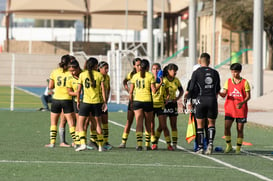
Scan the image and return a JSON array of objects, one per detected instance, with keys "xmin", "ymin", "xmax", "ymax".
[{"xmin": 186, "ymin": 113, "xmax": 196, "ymax": 143}]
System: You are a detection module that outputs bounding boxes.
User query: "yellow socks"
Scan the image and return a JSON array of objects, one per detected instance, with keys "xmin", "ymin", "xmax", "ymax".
[
  {"xmin": 102, "ymin": 123, "xmax": 109, "ymax": 143},
  {"xmin": 224, "ymin": 136, "xmax": 233, "ymax": 153},
  {"xmin": 50, "ymin": 125, "xmax": 57, "ymax": 144},
  {"xmin": 236, "ymin": 138, "xmax": 243, "ymax": 154},
  {"xmin": 136, "ymin": 132, "xmax": 143, "ymax": 147},
  {"xmin": 121, "ymin": 133, "xmax": 129, "ymax": 144},
  {"xmin": 79, "ymin": 131, "xmax": 86, "ymax": 145}
]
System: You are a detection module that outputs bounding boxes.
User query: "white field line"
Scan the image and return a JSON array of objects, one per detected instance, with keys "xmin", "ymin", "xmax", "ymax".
[
  {"xmin": 109, "ymin": 120, "xmax": 273, "ymax": 181},
  {"xmin": 15, "ymin": 86, "xmax": 40, "ymax": 97},
  {"xmin": 0, "ymin": 160, "xmax": 226, "ymax": 169}
]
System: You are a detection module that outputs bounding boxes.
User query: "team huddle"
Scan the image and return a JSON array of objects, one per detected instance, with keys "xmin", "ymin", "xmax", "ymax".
[{"xmin": 45, "ymin": 52, "xmax": 251, "ymax": 154}]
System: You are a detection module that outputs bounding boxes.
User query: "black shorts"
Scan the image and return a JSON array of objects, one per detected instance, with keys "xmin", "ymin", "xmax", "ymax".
[
  {"xmin": 153, "ymin": 107, "xmax": 165, "ymax": 116},
  {"xmin": 51, "ymin": 99, "xmax": 74, "ymax": 114},
  {"xmin": 195, "ymin": 96, "xmax": 218, "ymax": 119},
  {"xmin": 127, "ymin": 101, "xmax": 133, "ymax": 111},
  {"xmin": 133, "ymin": 101, "xmax": 153, "ymax": 112},
  {"xmin": 73, "ymin": 101, "xmax": 79, "ymax": 113},
  {"xmin": 225, "ymin": 116, "xmax": 247, "ymax": 123},
  {"xmin": 78, "ymin": 102, "xmax": 103, "ymax": 117},
  {"xmin": 164, "ymin": 101, "xmax": 178, "ymax": 117}
]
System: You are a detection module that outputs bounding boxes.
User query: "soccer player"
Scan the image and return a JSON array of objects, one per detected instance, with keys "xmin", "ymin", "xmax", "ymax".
[
  {"xmin": 150, "ymin": 63, "xmax": 173, "ymax": 151},
  {"xmin": 162, "ymin": 63, "xmax": 184, "ymax": 150},
  {"xmin": 76, "ymin": 57, "xmax": 107, "ymax": 152},
  {"xmin": 98, "ymin": 61, "xmax": 113, "ymax": 150},
  {"xmin": 67, "ymin": 59, "xmax": 83, "ymax": 148},
  {"xmin": 219, "ymin": 63, "xmax": 251, "ymax": 154},
  {"xmin": 187, "ymin": 53, "xmax": 221, "ymax": 154},
  {"xmin": 118, "ymin": 58, "xmax": 142, "ymax": 148},
  {"xmin": 45, "ymin": 54, "xmax": 76, "ymax": 148},
  {"xmin": 129, "ymin": 59, "xmax": 156, "ymax": 151}
]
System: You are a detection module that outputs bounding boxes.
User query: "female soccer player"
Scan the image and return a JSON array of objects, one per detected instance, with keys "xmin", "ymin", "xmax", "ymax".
[
  {"xmin": 150, "ymin": 63, "xmax": 173, "ymax": 151},
  {"xmin": 162, "ymin": 63, "xmax": 184, "ymax": 150},
  {"xmin": 118, "ymin": 58, "xmax": 142, "ymax": 148},
  {"xmin": 129, "ymin": 59, "xmax": 156, "ymax": 151},
  {"xmin": 45, "ymin": 54, "xmax": 76, "ymax": 148},
  {"xmin": 67, "ymin": 59, "xmax": 83, "ymax": 147},
  {"xmin": 98, "ymin": 61, "xmax": 112, "ymax": 150},
  {"xmin": 76, "ymin": 57, "xmax": 107, "ymax": 152}
]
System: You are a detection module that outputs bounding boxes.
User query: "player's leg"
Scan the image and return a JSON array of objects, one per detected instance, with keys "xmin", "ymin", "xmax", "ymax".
[
  {"xmin": 236, "ymin": 119, "xmax": 245, "ymax": 154},
  {"xmin": 224, "ymin": 117, "xmax": 234, "ymax": 153},
  {"xmin": 119, "ymin": 108, "xmax": 134, "ymax": 148}
]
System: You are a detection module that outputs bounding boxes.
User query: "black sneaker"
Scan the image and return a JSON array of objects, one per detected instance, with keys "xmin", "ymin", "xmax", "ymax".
[{"xmin": 136, "ymin": 146, "xmax": 143, "ymax": 151}]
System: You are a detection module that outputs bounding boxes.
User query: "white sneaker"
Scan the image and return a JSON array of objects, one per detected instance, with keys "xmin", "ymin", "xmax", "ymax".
[
  {"xmin": 205, "ymin": 144, "xmax": 213, "ymax": 155},
  {"xmin": 75, "ymin": 144, "xmax": 87, "ymax": 152}
]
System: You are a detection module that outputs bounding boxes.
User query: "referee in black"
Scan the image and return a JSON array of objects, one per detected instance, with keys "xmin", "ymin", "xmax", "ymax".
[{"xmin": 187, "ymin": 53, "xmax": 221, "ymax": 154}]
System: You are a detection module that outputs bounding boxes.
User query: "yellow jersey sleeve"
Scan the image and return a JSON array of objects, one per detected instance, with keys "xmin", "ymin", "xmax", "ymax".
[{"xmin": 244, "ymin": 79, "xmax": 250, "ymax": 92}]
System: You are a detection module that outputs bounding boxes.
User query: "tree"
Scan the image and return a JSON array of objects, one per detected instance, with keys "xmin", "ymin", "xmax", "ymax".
[{"xmin": 216, "ymin": 0, "xmax": 273, "ymax": 69}]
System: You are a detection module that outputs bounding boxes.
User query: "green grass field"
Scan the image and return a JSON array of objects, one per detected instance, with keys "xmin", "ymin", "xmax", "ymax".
[
  {"xmin": 1, "ymin": 87, "xmax": 273, "ymax": 181},
  {"xmin": 0, "ymin": 86, "xmax": 42, "ymax": 110}
]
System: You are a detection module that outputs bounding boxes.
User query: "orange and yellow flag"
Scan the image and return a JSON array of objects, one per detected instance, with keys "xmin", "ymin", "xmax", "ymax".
[{"xmin": 186, "ymin": 113, "xmax": 196, "ymax": 143}]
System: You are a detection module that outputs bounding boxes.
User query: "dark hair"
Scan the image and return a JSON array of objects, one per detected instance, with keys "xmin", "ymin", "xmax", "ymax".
[
  {"xmin": 140, "ymin": 59, "xmax": 150, "ymax": 78},
  {"xmin": 152, "ymin": 63, "xmax": 161, "ymax": 70},
  {"xmin": 130, "ymin": 57, "xmax": 141, "ymax": 79},
  {"xmin": 68, "ymin": 59, "xmax": 80, "ymax": 68},
  {"xmin": 167, "ymin": 63, "xmax": 178, "ymax": 71},
  {"xmin": 163, "ymin": 65, "xmax": 169, "ymax": 77},
  {"xmin": 200, "ymin": 53, "xmax": 210, "ymax": 65},
  {"xmin": 86, "ymin": 57, "xmax": 98, "ymax": 88},
  {"xmin": 59, "ymin": 54, "xmax": 71, "ymax": 71},
  {"xmin": 98, "ymin": 61, "xmax": 108, "ymax": 72},
  {"xmin": 230, "ymin": 63, "xmax": 242, "ymax": 71}
]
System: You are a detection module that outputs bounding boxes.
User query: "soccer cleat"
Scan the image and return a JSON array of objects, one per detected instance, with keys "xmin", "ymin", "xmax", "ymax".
[
  {"xmin": 235, "ymin": 150, "xmax": 241, "ymax": 154},
  {"xmin": 167, "ymin": 145, "xmax": 174, "ymax": 151},
  {"xmin": 86, "ymin": 145, "xmax": 94, "ymax": 150},
  {"xmin": 145, "ymin": 146, "xmax": 152, "ymax": 151},
  {"xmin": 172, "ymin": 144, "xmax": 177, "ymax": 150},
  {"xmin": 136, "ymin": 146, "xmax": 143, "ymax": 151},
  {"xmin": 118, "ymin": 143, "xmax": 126, "ymax": 148},
  {"xmin": 59, "ymin": 142, "xmax": 71, "ymax": 148},
  {"xmin": 224, "ymin": 146, "xmax": 233, "ymax": 153},
  {"xmin": 205, "ymin": 144, "xmax": 213, "ymax": 155},
  {"xmin": 45, "ymin": 143, "xmax": 55, "ymax": 148},
  {"xmin": 151, "ymin": 144, "xmax": 158, "ymax": 150},
  {"xmin": 88, "ymin": 141, "xmax": 98, "ymax": 150},
  {"xmin": 195, "ymin": 148, "xmax": 204, "ymax": 154},
  {"xmin": 75, "ymin": 144, "xmax": 87, "ymax": 152},
  {"xmin": 104, "ymin": 142, "xmax": 113, "ymax": 150}
]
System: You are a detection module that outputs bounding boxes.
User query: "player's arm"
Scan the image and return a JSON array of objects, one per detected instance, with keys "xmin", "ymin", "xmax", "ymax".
[
  {"xmin": 76, "ymin": 83, "xmax": 82, "ymax": 109},
  {"xmin": 237, "ymin": 81, "xmax": 251, "ymax": 109},
  {"xmin": 123, "ymin": 78, "xmax": 130, "ymax": 93}
]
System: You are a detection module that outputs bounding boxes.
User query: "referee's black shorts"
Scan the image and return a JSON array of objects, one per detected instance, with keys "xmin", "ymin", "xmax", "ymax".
[{"xmin": 195, "ymin": 96, "xmax": 218, "ymax": 119}]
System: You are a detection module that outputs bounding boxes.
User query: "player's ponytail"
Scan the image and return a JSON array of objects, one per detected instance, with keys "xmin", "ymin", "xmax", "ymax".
[{"xmin": 86, "ymin": 57, "xmax": 98, "ymax": 88}]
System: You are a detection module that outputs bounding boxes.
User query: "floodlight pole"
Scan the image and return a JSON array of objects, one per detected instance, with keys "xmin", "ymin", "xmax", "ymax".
[
  {"xmin": 212, "ymin": 0, "xmax": 216, "ymax": 67},
  {"xmin": 147, "ymin": 0, "xmax": 154, "ymax": 63},
  {"xmin": 253, "ymin": 0, "xmax": 263, "ymax": 98},
  {"xmin": 189, "ymin": 0, "xmax": 197, "ymax": 68}
]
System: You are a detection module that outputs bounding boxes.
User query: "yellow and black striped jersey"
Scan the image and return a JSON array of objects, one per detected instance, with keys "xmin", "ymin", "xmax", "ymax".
[
  {"xmin": 152, "ymin": 77, "xmax": 169, "ymax": 108},
  {"xmin": 50, "ymin": 68, "xmax": 72, "ymax": 100},
  {"xmin": 78, "ymin": 70, "xmax": 105, "ymax": 104},
  {"xmin": 166, "ymin": 77, "xmax": 182, "ymax": 100},
  {"xmin": 131, "ymin": 72, "xmax": 155, "ymax": 102}
]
